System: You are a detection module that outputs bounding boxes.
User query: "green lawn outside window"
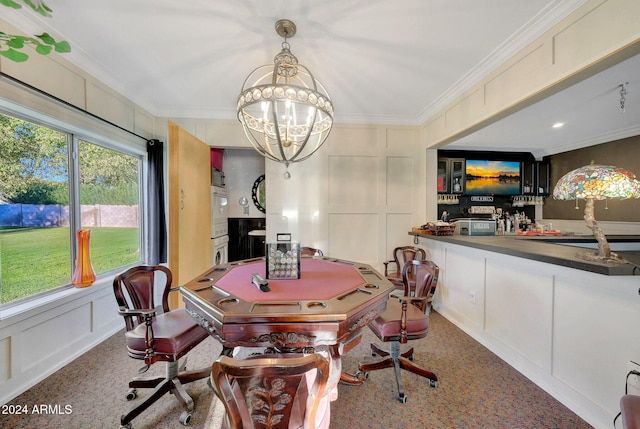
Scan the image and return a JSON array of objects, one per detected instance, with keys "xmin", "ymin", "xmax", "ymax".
[{"xmin": 0, "ymin": 226, "xmax": 139, "ymax": 304}]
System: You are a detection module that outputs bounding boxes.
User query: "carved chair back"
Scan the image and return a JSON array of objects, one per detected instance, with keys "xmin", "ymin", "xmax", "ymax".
[
  {"xmin": 211, "ymin": 353, "xmax": 330, "ymax": 429},
  {"xmin": 385, "ymin": 246, "xmax": 427, "ymax": 284},
  {"xmin": 112, "ymin": 265, "xmax": 172, "ymax": 332},
  {"xmin": 403, "ymin": 259, "xmax": 439, "ymax": 314},
  {"xmin": 301, "ymin": 247, "xmax": 324, "ymax": 257}
]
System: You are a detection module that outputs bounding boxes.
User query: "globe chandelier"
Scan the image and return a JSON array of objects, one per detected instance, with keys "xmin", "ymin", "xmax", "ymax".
[{"xmin": 237, "ymin": 19, "xmax": 334, "ymax": 179}]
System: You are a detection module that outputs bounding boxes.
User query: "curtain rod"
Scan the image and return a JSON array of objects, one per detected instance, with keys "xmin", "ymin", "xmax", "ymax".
[{"xmin": 0, "ymin": 71, "xmax": 149, "ymax": 142}]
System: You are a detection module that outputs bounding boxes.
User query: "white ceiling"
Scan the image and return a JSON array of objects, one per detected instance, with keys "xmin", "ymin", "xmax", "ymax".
[
  {"xmin": 446, "ymin": 53, "xmax": 640, "ymax": 158},
  {"xmin": 5, "ymin": 0, "xmax": 638, "ymax": 156}
]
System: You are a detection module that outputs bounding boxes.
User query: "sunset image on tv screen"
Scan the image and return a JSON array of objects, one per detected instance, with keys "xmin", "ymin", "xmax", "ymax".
[{"xmin": 465, "ymin": 160, "xmax": 521, "ymax": 195}]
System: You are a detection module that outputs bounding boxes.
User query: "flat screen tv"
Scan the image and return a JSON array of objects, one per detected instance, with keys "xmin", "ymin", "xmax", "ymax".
[{"xmin": 465, "ymin": 160, "xmax": 521, "ymax": 195}]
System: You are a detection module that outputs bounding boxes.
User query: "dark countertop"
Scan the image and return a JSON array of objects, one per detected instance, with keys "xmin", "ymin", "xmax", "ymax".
[{"xmin": 409, "ymin": 232, "xmax": 640, "ymax": 276}]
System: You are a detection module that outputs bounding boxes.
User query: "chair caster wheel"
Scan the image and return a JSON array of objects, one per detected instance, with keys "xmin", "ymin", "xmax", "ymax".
[
  {"xmin": 179, "ymin": 411, "xmax": 192, "ymax": 426},
  {"xmin": 354, "ymin": 371, "xmax": 369, "ymax": 381},
  {"xmin": 371, "ymin": 351, "xmax": 377, "ymax": 357},
  {"xmin": 126, "ymin": 388, "xmax": 137, "ymax": 400},
  {"xmin": 429, "ymin": 379, "xmax": 438, "ymax": 388},
  {"xmin": 120, "ymin": 425, "xmax": 132, "ymax": 429},
  {"xmin": 398, "ymin": 394, "xmax": 407, "ymax": 404}
]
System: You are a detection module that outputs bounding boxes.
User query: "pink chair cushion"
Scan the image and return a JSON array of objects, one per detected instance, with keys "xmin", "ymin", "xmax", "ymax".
[
  {"xmin": 368, "ymin": 298, "xmax": 429, "ymax": 340},
  {"xmin": 621, "ymin": 395, "xmax": 640, "ymax": 429},
  {"xmin": 125, "ymin": 308, "xmax": 208, "ymax": 360}
]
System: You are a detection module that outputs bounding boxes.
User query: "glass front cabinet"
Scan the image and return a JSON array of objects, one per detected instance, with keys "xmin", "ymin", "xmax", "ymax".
[
  {"xmin": 522, "ymin": 160, "xmax": 551, "ymax": 195},
  {"xmin": 438, "ymin": 158, "xmax": 465, "ymax": 194}
]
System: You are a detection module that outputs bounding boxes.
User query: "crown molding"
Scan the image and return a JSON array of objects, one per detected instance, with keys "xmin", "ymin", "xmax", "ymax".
[{"xmin": 416, "ymin": 0, "xmax": 588, "ymax": 125}]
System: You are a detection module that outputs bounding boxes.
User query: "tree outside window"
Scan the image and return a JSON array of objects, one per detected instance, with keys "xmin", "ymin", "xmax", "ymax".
[{"xmin": 0, "ymin": 112, "xmax": 142, "ymax": 305}]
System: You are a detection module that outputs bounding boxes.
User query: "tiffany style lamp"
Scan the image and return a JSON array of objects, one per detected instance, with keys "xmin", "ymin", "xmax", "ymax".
[{"xmin": 553, "ymin": 163, "xmax": 640, "ymax": 263}]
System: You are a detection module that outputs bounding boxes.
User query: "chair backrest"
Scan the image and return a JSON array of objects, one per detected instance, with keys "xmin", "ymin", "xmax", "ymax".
[
  {"xmin": 392, "ymin": 246, "xmax": 426, "ymax": 274},
  {"xmin": 113, "ymin": 265, "xmax": 172, "ymax": 332},
  {"xmin": 211, "ymin": 353, "xmax": 330, "ymax": 429},
  {"xmin": 301, "ymin": 247, "xmax": 324, "ymax": 257},
  {"xmin": 402, "ymin": 259, "xmax": 439, "ymax": 313}
]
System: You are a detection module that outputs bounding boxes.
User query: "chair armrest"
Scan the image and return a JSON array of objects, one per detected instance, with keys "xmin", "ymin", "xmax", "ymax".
[
  {"xmin": 397, "ymin": 296, "xmax": 427, "ymax": 305},
  {"xmin": 118, "ymin": 307, "xmax": 157, "ymax": 365},
  {"xmin": 117, "ymin": 307, "xmax": 156, "ymax": 318},
  {"xmin": 383, "ymin": 260, "xmax": 395, "ymax": 276}
]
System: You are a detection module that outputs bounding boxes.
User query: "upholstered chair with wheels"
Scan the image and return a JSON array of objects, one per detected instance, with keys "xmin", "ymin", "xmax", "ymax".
[
  {"xmin": 357, "ymin": 259, "xmax": 439, "ymax": 403},
  {"xmin": 301, "ymin": 247, "xmax": 324, "ymax": 257},
  {"xmin": 383, "ymin": 246, "xmax": 426, "ymax": 293},
  {"xmin": 113, "ymin": 265, "xmax": 212, "ymax": 429},
  {"xmin": 211, "ymin": 353, "xmax": 331, "ymax": 429}
]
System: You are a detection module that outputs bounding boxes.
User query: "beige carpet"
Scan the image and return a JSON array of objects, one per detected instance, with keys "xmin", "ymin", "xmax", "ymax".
[{"xmin": 0, "ymin": 311, "xmax": 593, "ymax": 429}]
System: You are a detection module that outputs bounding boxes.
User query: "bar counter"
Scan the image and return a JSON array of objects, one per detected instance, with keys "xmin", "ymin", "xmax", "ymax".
[
  {"xmin": 409, "ymin": 232, "xmax": 640, "ymax": 276},
  {"xmin": 410, "ymin": 230, "xmax": 640, "ymax": 428}
]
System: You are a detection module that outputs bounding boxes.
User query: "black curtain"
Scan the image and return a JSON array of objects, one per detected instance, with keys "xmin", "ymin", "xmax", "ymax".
[{"xmin": 147, "ymin": 139, "xmax": 167, "ymax": 264}]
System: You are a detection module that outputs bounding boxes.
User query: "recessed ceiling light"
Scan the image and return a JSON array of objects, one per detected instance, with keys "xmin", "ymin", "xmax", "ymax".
[{"xmin": 552, "ymin": 122, "xmax": 565, "ymax": 129}]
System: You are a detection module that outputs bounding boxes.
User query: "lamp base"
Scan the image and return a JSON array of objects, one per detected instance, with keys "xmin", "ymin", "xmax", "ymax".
[{"xmin": 576, "ymin": 251, "xmax": 629, "ymax": 264}]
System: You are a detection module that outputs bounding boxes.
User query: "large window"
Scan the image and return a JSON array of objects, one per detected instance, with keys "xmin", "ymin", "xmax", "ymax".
[{"xmin": 0, "ymin": 112, "xmax": 143, "ymax": 306}]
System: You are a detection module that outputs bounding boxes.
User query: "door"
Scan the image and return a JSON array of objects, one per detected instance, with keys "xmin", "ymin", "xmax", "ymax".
[{"xmin": 168, "ymin": 121, "xmax": 212, "ymax": 308}]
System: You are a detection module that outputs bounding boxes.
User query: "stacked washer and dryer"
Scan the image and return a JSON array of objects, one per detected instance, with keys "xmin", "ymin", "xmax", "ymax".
[{"xmin": 211, "ymin": 185, "xmax": 229, "ymax": 265}]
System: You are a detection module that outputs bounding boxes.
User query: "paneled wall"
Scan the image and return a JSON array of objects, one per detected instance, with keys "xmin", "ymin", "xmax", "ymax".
[
  {"xmin": 423, "ymin": 236, "xmax": 640, "ymax": 429},
  {"xmin": 265, "ymin": 124, "xmax": 423, "ymax": 272}
]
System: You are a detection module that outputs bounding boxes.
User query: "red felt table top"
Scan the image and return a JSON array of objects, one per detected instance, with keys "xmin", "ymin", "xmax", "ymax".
[{"xmin": 214, "ymin": 258, "xmax": 365, "ymax": 302}]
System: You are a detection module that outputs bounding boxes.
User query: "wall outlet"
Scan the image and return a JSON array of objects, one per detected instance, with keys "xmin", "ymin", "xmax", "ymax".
[
  {"xmin": 627, "ymin": 361, "xmax": 640, "ymax": 395},
  {"xmin": 468, "ymin": 290, "xmax": 476, "ymax": 304}
]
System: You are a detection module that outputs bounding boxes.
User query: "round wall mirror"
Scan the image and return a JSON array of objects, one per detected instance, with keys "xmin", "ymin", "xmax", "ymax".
[{"xmin": 252, "ymin": 175, "xmax": 266, "ymax": 213}]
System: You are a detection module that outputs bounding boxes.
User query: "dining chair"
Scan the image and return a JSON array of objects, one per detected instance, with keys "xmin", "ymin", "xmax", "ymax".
[
  {"xmin": 113, "ymin": 265, "xmax": 213, "ymax": 428},
  {"xmin": 301, "ymin": 247, "xmax": 324, "ymax": 257},
  {"xmin": 210, "ymin": 353, "xmax": 331, "ymax": 429},
  {"xmin": 357, "ymin": 259, "xmax": 439, "ymax": 403},
  {"xmin": 383, "ymin": 246, "xmax": 426, "ymax": 294}
]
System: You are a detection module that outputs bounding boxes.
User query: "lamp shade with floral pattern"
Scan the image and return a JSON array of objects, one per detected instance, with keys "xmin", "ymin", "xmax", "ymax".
[
  {"xmin": 553, "ymin": 164, "xmax": 640, "ymax": 201},
  {"xmin": 553, "ymin": 163, "xmax": 640, "ymax": 263}
]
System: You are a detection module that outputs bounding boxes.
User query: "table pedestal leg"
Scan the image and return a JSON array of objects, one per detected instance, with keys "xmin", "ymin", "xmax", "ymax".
[{"xmin": 337, "ymin": 332, "xmax": 365, "ymax": 385}]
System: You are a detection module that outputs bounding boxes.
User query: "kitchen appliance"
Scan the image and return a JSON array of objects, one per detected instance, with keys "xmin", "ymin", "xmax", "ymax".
[
  {"xmin": 212, "ymin": 168, "xmax": 225, "ymax": 187},
  {"xmin": 212, "ymin": 232, "xmax": 229, "ymax": 265},
  {"xmin": 211, "ymin": 186, "xmax": 229, "ymax": 264},
  {"xmin": 455, "ymin": 219, "xmax": 496, "ymax": 236}
]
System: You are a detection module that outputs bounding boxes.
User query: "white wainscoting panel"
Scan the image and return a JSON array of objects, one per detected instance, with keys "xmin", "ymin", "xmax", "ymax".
[
  {"xmin": 552, "ymin": 268, "xmax": 640, "ymax": 419},
  {"xmin": 328, "ymin": 156, "xmax": 378, "ymax": 207},
  {"xmin": 328, "ymin": 213, "xmax": 378, "ymax": 263},
  {"xmin": 485, "ymin": 253, "xmax": 553, "ymax": 370},
  {"xmin": 386, "ymin": 156, "xmax": 414, "ymax": 207},
  {"xmin": 442, "ymin": 244, "xmax": 485, "ymax": 329}
]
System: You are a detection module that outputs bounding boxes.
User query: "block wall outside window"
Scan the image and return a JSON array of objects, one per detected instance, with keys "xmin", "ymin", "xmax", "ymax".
[{"xmin": 0, "ymin": 112, "xmax": 143, "ymax": 306}]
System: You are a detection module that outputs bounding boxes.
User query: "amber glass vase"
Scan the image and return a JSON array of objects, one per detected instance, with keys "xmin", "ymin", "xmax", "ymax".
[{"xmin": 71, "ymin": 229, "xmax": 96, "ymax": 287}]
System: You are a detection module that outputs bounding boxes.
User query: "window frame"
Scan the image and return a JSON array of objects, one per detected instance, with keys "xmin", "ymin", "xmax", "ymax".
[{"xmin": 0, "ymin": 100, "xmax": 148, "ymax": 312}]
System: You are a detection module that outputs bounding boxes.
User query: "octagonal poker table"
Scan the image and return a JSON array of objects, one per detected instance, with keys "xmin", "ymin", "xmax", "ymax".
[{"xmin": 180, "ymin": 256, "xmax": 394, "ymax": 388}]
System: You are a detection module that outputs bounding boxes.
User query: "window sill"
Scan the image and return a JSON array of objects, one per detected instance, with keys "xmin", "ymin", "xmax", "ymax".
[{"xmin": 0, "ymin": 276, "xmax": 112, "ymax": 328}]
